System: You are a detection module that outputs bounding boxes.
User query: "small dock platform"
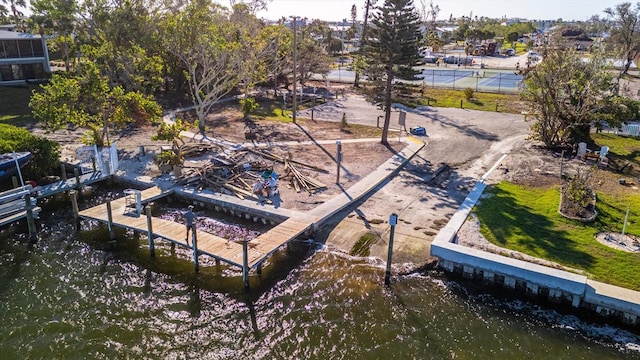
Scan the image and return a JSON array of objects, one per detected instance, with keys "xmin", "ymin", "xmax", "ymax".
[
  {"xmin": 37, "ymin": 171, "xmax": 107, "ymax": 199},
  {"xmin": 78, "ymin": 186, "xmax": 314, "ymax": 286},
  {"xmin": 0, "ymin": 185, "xmax": 41, "ymax": 228}
]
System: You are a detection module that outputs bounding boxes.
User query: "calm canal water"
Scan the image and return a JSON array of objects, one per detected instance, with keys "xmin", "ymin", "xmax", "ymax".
[{"xmin": 1, "ymin": 189, "xmax": 640, "ymax": 359}]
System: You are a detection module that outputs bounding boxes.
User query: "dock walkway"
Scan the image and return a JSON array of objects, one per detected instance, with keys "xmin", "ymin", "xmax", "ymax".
[
  {"xmin": 77, "ymin": 138, "xmax": 424, "ymax": 287},
  {"xmin": 78, "ymin": 186, "xmax": 315, "ymax": 278}
]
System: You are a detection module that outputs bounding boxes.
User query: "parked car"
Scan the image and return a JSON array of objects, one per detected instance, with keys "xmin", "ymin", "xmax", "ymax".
[
  {"xmin": 505, "ymin": 48, "xmax": 515, "ymax": 56},
  {"xmin": 527, "ymin": 51, "xmax": 540, "ymax": 61},
  {"xmin": 443, "ymin": 55, "xmax": 474, "ymax": 65},
  {"xmin": 410, "ymin": 126, "xmax": 427, "ymax": 136},
  {"xmin": 421, "ymin": 56, "xmax": 438, "ymax": 64}
]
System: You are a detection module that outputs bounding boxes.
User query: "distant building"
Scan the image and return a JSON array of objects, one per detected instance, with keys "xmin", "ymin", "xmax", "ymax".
[{"xmin": 0, "ymin": 29, "xmax": 51, "ymax": 85}]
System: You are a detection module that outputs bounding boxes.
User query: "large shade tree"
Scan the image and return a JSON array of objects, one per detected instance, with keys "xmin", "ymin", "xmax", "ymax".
[
  {"xmin": 362, "ymin": 0, "xmax": 422, "ymax": 145},
  {"xmin": 162, "ymin": 0, "xmax": 240, "ymax": 136},
  {"xmin": 230, "ymin": 3, "xmax": 277, "ymax": 99},
  {"xmin": 521, "ymin": 47, "xmax": 640, "ymax": 148}
]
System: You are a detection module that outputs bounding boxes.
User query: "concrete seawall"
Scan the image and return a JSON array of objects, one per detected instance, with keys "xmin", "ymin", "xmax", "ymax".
[{"xmin": 430, "ymin": 166, "xmax": 640, "ymax": 327}]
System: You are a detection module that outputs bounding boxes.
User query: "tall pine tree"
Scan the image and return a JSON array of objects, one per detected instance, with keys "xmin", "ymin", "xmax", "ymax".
[{"xmin": 363, "ymin": 0, "xmax": 422, "ymax": 145}]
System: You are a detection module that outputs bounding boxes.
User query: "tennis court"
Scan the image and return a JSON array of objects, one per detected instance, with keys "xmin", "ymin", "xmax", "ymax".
[{"xmin": 418, "ymin": 69, "xmax": 523, "ymax": 93}]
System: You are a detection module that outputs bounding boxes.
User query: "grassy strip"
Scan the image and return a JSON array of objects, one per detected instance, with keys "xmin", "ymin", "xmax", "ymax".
[
  {"xmin": 474, "ymin": 181, "xmax": 640, "ymax": 290},
  {"xmin": 0, "ymin": 85, "xmax": 37, "ymax": 127},
  {"xmin": 420, "ymin": 88, "xmax": 523, "ymax": 113},
  {"xmin": 384, "ymin": 83, "xmax": 524, "ymax": 114},
  {"xmin": 592, "ymin": 132, "xmax": 640, "ymax": 163}
]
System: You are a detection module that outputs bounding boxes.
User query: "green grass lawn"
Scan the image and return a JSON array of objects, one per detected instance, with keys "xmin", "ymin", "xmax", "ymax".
[
  {"xmin": 424, "ymin": 88, "xmax": 523, "ymax": 113},
  {"xmin": 475, "ymin": 160, "xmax": 640, "ymax": 291},
  {"xmin": 592, "ymin": 132, "xmax": 640, "ymax": 164},
  {"xmin": 0, "ymin": 85, "xmax": 37, "ymax": 127},
  {"xmin": 397, "ymin": 87, "xmax": 525, "ymax": 114}
]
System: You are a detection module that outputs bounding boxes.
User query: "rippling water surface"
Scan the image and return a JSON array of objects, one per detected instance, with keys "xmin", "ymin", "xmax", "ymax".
[{"xmin": 1, "ymin": 192, "xmax": 640, "ymax": 359}]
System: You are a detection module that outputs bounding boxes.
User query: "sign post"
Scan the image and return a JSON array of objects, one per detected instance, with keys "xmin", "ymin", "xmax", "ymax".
[
  {"xmin": 336, "ymin": 141, "xmax": 342, "ymax": 184},
  {"xmin": 385, "ymin": 213, "xmax": 398, "ymax": 285},
  {"xmin": 398, "ymin": 111, "xmax": 407, "ymax": 131}
]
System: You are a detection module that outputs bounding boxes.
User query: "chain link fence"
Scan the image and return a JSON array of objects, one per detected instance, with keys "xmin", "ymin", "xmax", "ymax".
[{"xmin": 417, "ymin": 69, "xmax": 523, "ymax": 94}]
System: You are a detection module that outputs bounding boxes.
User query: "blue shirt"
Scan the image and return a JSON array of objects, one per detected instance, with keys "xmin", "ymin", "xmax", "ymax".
[{"xmin": 184, "ymin": 210, "xmax": 195, "ymax": 226}]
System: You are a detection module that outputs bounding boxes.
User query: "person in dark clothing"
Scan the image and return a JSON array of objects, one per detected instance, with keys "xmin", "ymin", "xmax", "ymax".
[{"xmin": 184, "ymin": 205, "xmax": 196, "ymax": 245}]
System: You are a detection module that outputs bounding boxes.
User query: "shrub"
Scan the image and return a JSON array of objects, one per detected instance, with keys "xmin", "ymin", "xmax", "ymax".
[
  {"xmin": 464, "ymin": 87, "xmax": 474, "ymax": 100},
  {"xmin": 0, "ymin": 123, "xmax": 60, "ymax": 181},
  {"xmin": 240, "ymin": 97, "xmax": 259, "ymax": 120},
  {"xmin": 154, "ymin": 149, "xmax": 182, "ymax": 167}
]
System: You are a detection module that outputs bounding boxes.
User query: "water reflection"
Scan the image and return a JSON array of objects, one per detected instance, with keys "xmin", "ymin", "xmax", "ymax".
[{"xmin": 0, "ymin": 190, "xmax": 639, "ymax": 359}]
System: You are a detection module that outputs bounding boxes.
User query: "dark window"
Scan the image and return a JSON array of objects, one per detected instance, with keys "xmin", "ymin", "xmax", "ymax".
[
  {"xmin": 0, "ymin": 41, "xmax": 5, "ymax": 58},
  {"xmin": 3, "ymin": 40, "xmax": 19, "ymax": 58},
  {"xmin": 31, "ymin": 63, "xmax": 44, "ymax": 78},
  {"xmin": 22, "ymin": 63, "xmax": 35, "ymax": 79},
  {"xmin": 0, "ymin": 65, "xmax": 13, "ymax": 81},
  {"xmin": 18, "ymin": 39, "xmax": 33, "ymax": 57},
  {"xmin": 31, "ymin": 40, "xmax": 44, "ymax": 56}
]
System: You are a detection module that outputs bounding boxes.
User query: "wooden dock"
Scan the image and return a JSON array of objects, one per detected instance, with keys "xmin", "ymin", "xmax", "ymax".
[
  {"xmin": 37, "ymin": 170, "xmax": 107, "ymax": 199},
  {"xmin": 0, "ymin": 185, "xmax": 41, "ymax": 228},
  {"xmin": 78, "ymin": 186, "xmax": 315, "ymax": 286}
]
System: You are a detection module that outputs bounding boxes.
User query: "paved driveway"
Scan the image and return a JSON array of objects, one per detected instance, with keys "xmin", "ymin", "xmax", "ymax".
[{"xmin": 302, "ymin": 94, "xmax": 530, "ymax": 264}]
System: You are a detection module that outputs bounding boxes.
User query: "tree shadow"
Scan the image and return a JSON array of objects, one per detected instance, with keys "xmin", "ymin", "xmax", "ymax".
[{"xmin": 474, "ymin": 185, "xmax": 595, "ymax": 269}]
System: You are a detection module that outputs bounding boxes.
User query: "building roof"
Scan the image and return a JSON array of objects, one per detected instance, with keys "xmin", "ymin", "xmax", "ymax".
[{"xmin": 0, "ymin": 30, "xmax": 43, "ymax": 40}]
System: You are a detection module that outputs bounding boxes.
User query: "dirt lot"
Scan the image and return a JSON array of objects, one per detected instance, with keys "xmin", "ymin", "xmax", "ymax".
[
  {"xmin": 33, "ymin": 98, "xmax": 406, "ymax": 212},
  {"xmin": 33, "ymin": 87, "xmax": 640, "ymax": 264}
]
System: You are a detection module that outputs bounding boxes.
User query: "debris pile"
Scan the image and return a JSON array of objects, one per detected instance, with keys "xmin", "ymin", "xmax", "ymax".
[{"xmin": 171, "ymin": 145, "xmax": 328, "ymax": 201}]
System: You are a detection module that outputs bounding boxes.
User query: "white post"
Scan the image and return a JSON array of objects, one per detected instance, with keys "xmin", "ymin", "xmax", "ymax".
[
  {"xmin": 622, "ymin": 204, "xmax": 630, "ymax": 240},
  {"xmin": 12, "ymin": 152, "xmax": 25, "ymax": 188}
]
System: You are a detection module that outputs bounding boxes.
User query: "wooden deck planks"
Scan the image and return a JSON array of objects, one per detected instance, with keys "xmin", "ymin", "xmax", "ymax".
[{"xmin": 78, "ymin": 186, "xmax": 314, "ymax": 271}]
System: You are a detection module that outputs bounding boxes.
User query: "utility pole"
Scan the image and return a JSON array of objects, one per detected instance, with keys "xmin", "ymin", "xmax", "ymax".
[{"xmin": 291, "ymin": 16, "xmax": 298, "ymax": 124}]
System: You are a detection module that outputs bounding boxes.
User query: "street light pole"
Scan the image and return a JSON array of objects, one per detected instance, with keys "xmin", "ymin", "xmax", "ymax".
[{"xmin": 291, "ymin": 16, "xmax": 298, "ymax": 124}]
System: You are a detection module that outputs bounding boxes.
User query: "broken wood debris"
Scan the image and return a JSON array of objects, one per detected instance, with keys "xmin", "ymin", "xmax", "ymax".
[
  {"xmin": 171, "ymin": 145, "xmax": 327, "ymax": 200},
  {"xmin": 283, "ymin": 160, "xmax": 327, "ymax": 194}
]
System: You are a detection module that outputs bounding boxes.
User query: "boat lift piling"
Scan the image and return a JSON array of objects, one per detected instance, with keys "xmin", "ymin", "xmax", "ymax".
[
  {"xmin": 145, "ymin": 205, "xmax": 155, "ymax": 257},
  {"xmin": 192, "ymin": 230, "xmax": 199, "ymax": 273},
  {"xmin": 242, "ymin": 240, "xmax": 249, "ymax": 288},
  {"xmin": 25, "ymin": 196, "xmax": 37, "ymax": 242},
  {"xmin": 70, "ymin": 190, "xmax": 80, "ymax": 230},
  {"xmin": 74, "ymin": 168, "xmax": 81, "ymax": 190},
  {"xmin": 106, "ymin": 201, "xmax": 115, "ymax": 241}
]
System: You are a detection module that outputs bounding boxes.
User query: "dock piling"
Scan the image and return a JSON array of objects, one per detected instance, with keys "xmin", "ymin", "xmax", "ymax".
[
  {"xmin": 336, "ymin": 141, "xmax": 342, "ymax": 184},
  {"xmin": 242, "ymin": 240, "xmax": 249, "ymax": 288},
  {"xmin": 145, "ymin": 205, "xmax": 155, "ymax": 257},
  {"xmin": 106, "ymin": 200, "xmax": 115, "ymax": 240},
  {"xmin": 60, "ymin": 164, "xmax": 67, "ymax": 181},
  {"xmin": 385, "ymin": 213, "xmax": 398, "ymax": 286},
  {"xmin": 192, "ymin": 230, "xmax": 199, "ymax": 273},
  {"xmin": 74, "ymin": 168, "xmax": 82, "ymax": 195},
  {"xmin": 70, "ymin": 190, "xmax": 80, "ymax": 230},
  {"xmin": 25, "ymin": 196, "xmax": 37, "ymax": 242}
]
